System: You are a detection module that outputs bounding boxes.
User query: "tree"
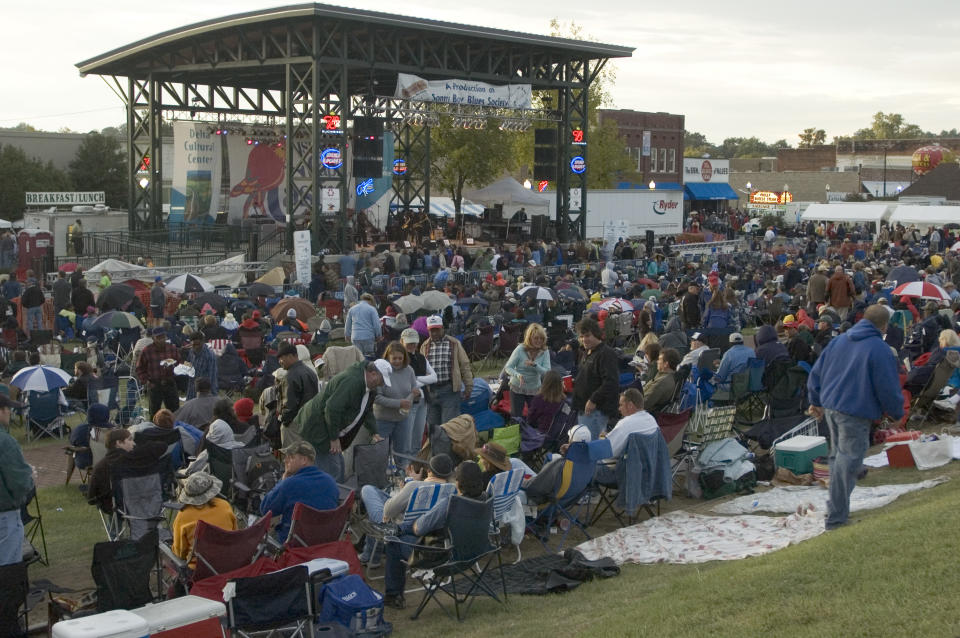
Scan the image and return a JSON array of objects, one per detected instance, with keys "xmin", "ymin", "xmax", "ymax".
[
  {"xmin": 68, "ymin": 131, "xmax": 126, "ymax": 208},
  {"xmin": 684, "ymin": 131, "xmax": 717, "ymax": 158},
  {"xmin": 0, "ymin": 144, "xmax": 71, "ymax": 219},
  {"xmin": 798, "ymin": 128, "xmax": 826, "ymax": 147},
  {"xmin": 853, "ymin": 111, "xmax": 926, "ymax": 139},
  {"xmin": 430, "ymin": 115, "xmax": 518, "ymax": 212}
]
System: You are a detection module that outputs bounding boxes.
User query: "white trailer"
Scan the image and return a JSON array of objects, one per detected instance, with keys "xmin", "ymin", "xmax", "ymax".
[{"xmin": 581, "ymin": 189, "xmax": 684, "ymax": 240}]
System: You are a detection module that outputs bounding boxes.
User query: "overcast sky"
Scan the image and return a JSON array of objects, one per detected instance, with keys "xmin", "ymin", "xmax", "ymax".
[{"xmin": 4, "ymin": 0, "xmax": 958, "ymax": 144}]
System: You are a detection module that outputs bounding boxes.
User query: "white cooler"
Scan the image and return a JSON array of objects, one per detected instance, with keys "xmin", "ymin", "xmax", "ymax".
[
  {"xmin": 52, "ymin": 610, "xmax": 149, "ymax": 638},
  {"xmin": 301, "ymin": 558, "xmax": 350, "ymax": 578},
  {"xmin": 130, "ymin": 595, "xmax": 226, "ymax": 638}
]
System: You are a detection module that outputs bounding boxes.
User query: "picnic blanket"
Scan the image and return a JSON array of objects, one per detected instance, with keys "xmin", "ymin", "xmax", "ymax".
[
  {"xmin": 711, "ymin": 477, "xmax": 949, "ymax": 515},
  {"xmin": 575, "ymin": 510, "xmax": 825, "ymax": 565}
]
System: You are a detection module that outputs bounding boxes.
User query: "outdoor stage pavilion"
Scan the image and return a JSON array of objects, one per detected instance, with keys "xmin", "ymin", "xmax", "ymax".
[{"xmin": 77, "ymin": 3, "xmax": 633, "ymax": 252}]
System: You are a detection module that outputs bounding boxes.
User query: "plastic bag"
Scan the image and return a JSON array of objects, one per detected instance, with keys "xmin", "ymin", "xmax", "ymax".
[{"xmin": 908, "ymin": 435, "xmax": 953, "ymax": 470}]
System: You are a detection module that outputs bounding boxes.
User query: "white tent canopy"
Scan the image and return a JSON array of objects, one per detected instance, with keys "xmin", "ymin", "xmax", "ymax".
[
  {"xmin": 889, "ymin": 205, "xmax": 960, "ymax": 227},
  {"xmin": 429, "ymin": 197, "xmax": 483, "ymax": 218},
  {"xmin": 85, "ymin": 254, "xmax": 248, "ymax": 289},
  {"xmin": 465, "ymin": 176, "xmax": 551, "ymax": 207},
  {"xmin": 800, "ymin": 203, "xmax": 894, "ymax": 224}
]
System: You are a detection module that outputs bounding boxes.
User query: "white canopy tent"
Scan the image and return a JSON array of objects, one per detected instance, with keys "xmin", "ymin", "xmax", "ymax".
[
  {"xmin": 429, "ymin": 197, "xmax": 483, "ymax": 218},
  {"xmin": 84, "ymin": 254, "xmax": 248, "ymax": 289},
  {"xmin": 465, "ymin": 176, "xmax": 551, "ymax": 207},
  {"xmin": 799, "ymin": 203, "xmax": 894, "ymax": 224},
  {"xmin": 889, "ymin": 205, "xmax": 960, "ymax": 228}
]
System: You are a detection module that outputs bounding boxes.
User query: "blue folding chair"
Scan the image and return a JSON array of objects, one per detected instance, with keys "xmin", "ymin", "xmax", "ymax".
[
  {"xmin": 486, "ymin": 467, "xmax": 525, "ymax": 560},
  {"xmin": 25, "ymin": 390, "xmax": 66, "ymax": 441}
]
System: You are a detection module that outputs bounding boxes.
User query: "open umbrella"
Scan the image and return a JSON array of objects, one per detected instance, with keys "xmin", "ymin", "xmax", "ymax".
[
  {"xmin": 556, "ymin": 287, "xmax": 587, "ymax": 302},
  {"xmin": 892, "ymin": 281, "xmax": 950, "ymax": 301},
  {"xmin": 635, "ymin": 277, "xmax": 657, "ymax": 287},
  {"xmin": 11, "ymin": 365, "xmax": 72, "ymax": 393},
  {"xmin": 246, "ymin": 282, "xmax": 276, "ymax": 298},
  {"xmin": 166, "ymin": 274, "xmax": 215, "ymax": 294},
  {"xmin": 90, "ymin": 311, "xmax": 143, "ymax": 330},
  {"xmin": 59, "ymin": 262, "xmax": 79, "ymax": 273},
  {"xmin": 885, "ymin": 265, "xmax": 921, "ymax": 286},
  {"xmin": 393, "ymin": 294, "xmax": 424, "ymax": 315},
  {"xmin": 96, "ymin": 284, "xmax": 138, "ymax": 312},
  {"xmin": 271, "ymin": 297, "xmax": 317, "ymax": 320},
  {"xmin": 420, "ymin": 290, "xmax": 454, "ymax": 312},
  {"xmin": 598, "ymin": 297, "xmax": 635, "ymax": 312},
  {"xmin": 518, "ymin": 285, "xmax": 558, "ymax": 302},
  {"xmin": 194, "ymin": 292, "xmax": 228, "ymax": 313}
]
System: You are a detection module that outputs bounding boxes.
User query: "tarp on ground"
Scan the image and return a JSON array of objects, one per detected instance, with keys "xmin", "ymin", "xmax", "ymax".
[
  {"xmin": 800, "ymin": 203, "xmax": 894, "ymax": 224},
  {"xmin": 465, "ymin": 176, "xmax": 551, "ymax": 207},
  {"xmin": 889, "ymin": 204, "xmax": 960, "ymax": 227}
]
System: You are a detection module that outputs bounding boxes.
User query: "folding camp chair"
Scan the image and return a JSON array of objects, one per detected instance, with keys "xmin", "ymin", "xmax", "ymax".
[
  {"xmin": 524, "ymin": 448, "xmax": 594, "ymax": 553},
  {"xmin": 590, "ymin": 431, "xmax": 672, "ymax": 527},
  {"xmin": 285, "ymin": 490, "xmax": 355, "ymax": 549},
  {"xmin": 394, "ymin": 495, "xmax": 507, "ymax": 622},
  {"xmin": 764, "ymin": 359, "xmax": 809, "ymax": 419},
  {"xmin": 486, "ymin": 468, "xmax": 525, "ymax": 560},
  {"xmin": 92, "ymin": 529, "xmax": 161, "ymax": 612},
  {"xmin": 161, "ymin": 513, "xmax": 273, "ymax": 594},
  {"xmin": 25, "ymin": 389, "xmax": 67, "ymax": 441},
  {"xmin": 102, "ymin": 460, "xmax": 170, "ymax": 542},
  {"xmin": 20, "ymin": 488, "xmax": 47, "ymax": 567},
  {"xmin": 696, "ymin": 348, "xmax": 722, "ymax": 373},
  {"xmin": 226, "ymin": 565, "xmax": 316, "ymax": 638},
  {"xmin": 911, "ymin": 351, "xmax": 960, "ymax": 427},
  {"xmin": 466, "ymin": 323, "xmax": 495, "ymax": 364},
  {"xmin": 115, "ymin": 375, "xmax": 145, "ymax": 425},
  {"xmin": 0, "ymin": 560, "xmax": 28, "ymax": 637},
  {"xmin": 206, "ymin": 441, "xmax": 282, "ymax": 522}
]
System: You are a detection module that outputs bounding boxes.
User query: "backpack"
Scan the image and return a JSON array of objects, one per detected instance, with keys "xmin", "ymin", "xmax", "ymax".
[{"xmin": 319, "ymin": 574, "xmax": 391, "ymax": 635}]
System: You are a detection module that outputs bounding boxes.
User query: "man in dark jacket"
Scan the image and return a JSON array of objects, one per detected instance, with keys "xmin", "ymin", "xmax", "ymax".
[
  {"xmin": 294, "ymin": 360, "xmax": 386, "ymax": 481},
  {"xmin": 71, "ymin": 280, "xmax": 95, "ymax": 321},
  {"xmin": 21, "ymin": 277, "xmax": 45, "ymax": 339},
  {"xmin": 0, "ymin": 395, "xmax": 33, "ymax": 567},
  {"xmin": 808, "ymin": 305, "xmax": 904, "ymax": 530},
  {"xmin": 572, "ymin": 318, "xmax": 620, "ymax": 439},
  {"xmin": 277, "ymin": 341, "xmax": 318, "ymax": 435},
  {"xmin": 680, "ymin": 283, "xmax": 701, "ymax": 330},
  {"xmin": 52, "ymin": 271, "xmax": 72, "ymax": 314}
]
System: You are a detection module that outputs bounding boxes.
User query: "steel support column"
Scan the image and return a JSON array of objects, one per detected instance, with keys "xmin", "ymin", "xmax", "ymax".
[{"xmin": 127, "ymin": 76, "xmax": 163, "ymax": 231}]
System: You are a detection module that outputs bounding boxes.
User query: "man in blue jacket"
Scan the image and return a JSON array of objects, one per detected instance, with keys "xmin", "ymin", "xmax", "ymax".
[
  {"xmin": 711, "ymin": 332, "xmax": 755, "ymax": 396},
  {"xmin": 260, "ymin": 441, "xmax": 339, "ymax": 542},
  {"xmin": 808, "ymin": 305, "xmax": 904, "ymax": 530},
  {"xmin": 344, "ymin": 293, "xmax": 381, "ymax": 359}
]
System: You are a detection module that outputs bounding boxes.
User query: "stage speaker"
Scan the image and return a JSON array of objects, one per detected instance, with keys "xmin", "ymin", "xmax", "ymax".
[
  {"xmin": 353, "ymin": 158, "xmax": 382, "ymax": 178},
  {"xmin": 646, "ymin": 230, "xmax": 655, "ymax": 255},
  {"xmin": 353, "ymin": 116, "xmax": 384, "ymax": 140},
  {"xmin": 533, "ymin": 163, "xmax": 556, "ymax": 181},
  {"xmin": 534, "ymin": 128, "xmax": 557, "ymax": 145},
  {"xmin": 531, "ymin": 214, "xmax": 547, "ymax": 238},
  {"xmin": 352, "ymin": 116, "xmax": 384, "ymax": 178}
]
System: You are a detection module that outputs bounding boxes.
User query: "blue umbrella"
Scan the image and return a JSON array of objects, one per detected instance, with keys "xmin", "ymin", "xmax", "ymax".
[{"xmin": 11, "ymin": 365, "xmax": 73, "ymax": 393}]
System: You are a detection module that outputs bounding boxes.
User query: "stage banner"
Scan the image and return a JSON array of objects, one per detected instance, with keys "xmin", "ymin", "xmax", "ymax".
[
  {"xmin": 395, "ymin": 73, "xmax": 532, "ymax": 109},
  {"xmin": 170, "ymin": 122, "xmax": 222, "ymax": 224},
  {"xmin": 226, "ymin": 136, "xmax": 295, "ymax": 224}
]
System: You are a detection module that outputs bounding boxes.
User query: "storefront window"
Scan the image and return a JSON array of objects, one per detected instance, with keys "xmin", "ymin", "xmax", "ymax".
[{"xmin": 668, "ymin": 148, "xmax": 676, "ymax": 173}]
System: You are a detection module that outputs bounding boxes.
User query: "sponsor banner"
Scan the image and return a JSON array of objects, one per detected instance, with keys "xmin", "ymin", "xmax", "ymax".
[
  {"xmin": 25, "ymin": 192, "xmax": 105, "ymax": 206},
  {"xmin": 395, "ymin": 73, "xmax": 532, "ymax": 109},
  {"xmin": 226, "ymin": 136, "xmax": 302, "ymax": 224},
  {"xmin": 683, "ymin": 158, "xmax": 730, "ymax": 183},
  {"xmin": 170, "ymin": 122, "xmax": 222, "ymax": 224},
  {"xmin": 642, "ymin": 131, "xmax": 651, "ymax": 157},
  {"xmin": 293, "ymin": 230, "xmax": 312, "ymax": 285}
]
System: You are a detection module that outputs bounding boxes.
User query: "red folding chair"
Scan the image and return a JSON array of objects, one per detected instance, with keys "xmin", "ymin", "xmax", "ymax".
[{"xmin": 283, "ymin": 490, "xmax": 354, "ymax": 549}]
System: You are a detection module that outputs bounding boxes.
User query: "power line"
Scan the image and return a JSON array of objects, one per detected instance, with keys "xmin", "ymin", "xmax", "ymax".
[{"xmin": 0, "ymin": 106, "xmax": 123, "ymax": 125}]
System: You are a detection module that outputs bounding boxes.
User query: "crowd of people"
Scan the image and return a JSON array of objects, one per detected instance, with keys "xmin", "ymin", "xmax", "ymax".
[{"xmin": 1, "ymin": 216, "xmax": 959, "ymax": 621}]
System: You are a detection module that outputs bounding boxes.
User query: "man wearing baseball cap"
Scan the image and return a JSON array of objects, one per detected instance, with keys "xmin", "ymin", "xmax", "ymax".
[
  {"xmin": 0, "ymin": 395, "xmax": 32, "ymax": 571},
  {"xmin": 420, "ymin": 315, "xmax": 472, "ymax": 430},
  {"xmin": 711, "ymin": 332, "xmax": 754, "ymax": 398},
  {"xmin": 292, "ymin": 360, "xmax": 386, "ymax": 481},
  {"xmin": 260, "ymin": 440, "xmax": 339, "ymax": 542},
  {"xmin": 680, "ymin": 331, "xmax": 710, "ymax": 369}
]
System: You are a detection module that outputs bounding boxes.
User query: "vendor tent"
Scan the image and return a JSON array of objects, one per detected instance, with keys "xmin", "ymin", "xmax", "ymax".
[
  {"xmin": 800, "ymin": 203, "xmax": 894, "ymax": 224},
  {"xmin": 465, "ymin": 176, "xmax": 551, "ymax": 207},
  {"xmin": 889, "ymin": 205, "xmax": 960, "ymax": 228}
]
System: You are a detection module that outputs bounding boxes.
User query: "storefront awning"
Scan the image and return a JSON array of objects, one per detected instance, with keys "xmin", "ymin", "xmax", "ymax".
[{"xmin": 685, "ymin": 183, "xmax": 739, "ymax": 200}]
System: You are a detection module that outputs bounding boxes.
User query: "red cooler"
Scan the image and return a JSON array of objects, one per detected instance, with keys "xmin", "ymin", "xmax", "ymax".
[{"xmin": 130, "ymin": 595, "xmax": 226, "ymax": 638}]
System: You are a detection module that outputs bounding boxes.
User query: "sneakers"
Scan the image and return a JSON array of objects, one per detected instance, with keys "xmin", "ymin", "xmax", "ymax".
[
  {"xmin": 384, "ymin": 593, "xmax": 405, "ymax": 610},
  {"xmin": 933, "ymin": 398, "xmax": 956, "ymax": 411}
]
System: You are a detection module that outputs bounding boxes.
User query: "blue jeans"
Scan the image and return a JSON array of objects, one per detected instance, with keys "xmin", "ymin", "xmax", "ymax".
[
  {"xmin": 578, "ymin": 410, "xmax": 609, "ymax": 440},
  {"xmin": 0, "ymin": 510, "xmax": 24, "ymax": 566},
  {"xmin": 824, "ymin": 409, "xmax": 871, "ymax": 529},
  {"xmin": 361, "ymin": 485, "xmax": 390, "ymax": 524},
  {"xmin": 377, "ymin": 418, "xmax": 409, "ymax": 456},
  {"xmin": 405, "ymin": 400, "xmax": 428, "ymax": 462},
  {"xmin": 353, "ymin": 339, "xmax": 375, "ymax": 359},
  {"xmin": 315, "ymin": 450, "xmax": 344, "ymax": 483},
  {"xmin": 25, "ymin": 307, "xmax": 43, "ymax": 334},
  {"xmin": 384, "ymin": 533, "xmax": 418, "ymax": 596},
  {"xmin": 427, "ymin": 383, "xmax": 461, "ymax": 432}
]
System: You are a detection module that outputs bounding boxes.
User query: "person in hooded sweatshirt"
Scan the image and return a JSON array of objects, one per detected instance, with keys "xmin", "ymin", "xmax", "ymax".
[
  {"xmin": 753, "ymin": 324, "xmax": 791, "ymax": 367},
  {"xmin": 808, "ymin": 305, "xmax": 903, "ymax": 530}
]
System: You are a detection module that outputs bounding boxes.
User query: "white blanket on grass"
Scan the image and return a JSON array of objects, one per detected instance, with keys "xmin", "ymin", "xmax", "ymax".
[
  {"xmin": 575, "ymin": 510, "xmax": 825, "ymax": 565},
  {"xmin": 710, "ymin": 477, "xmax": 949, "ymax": 515}
]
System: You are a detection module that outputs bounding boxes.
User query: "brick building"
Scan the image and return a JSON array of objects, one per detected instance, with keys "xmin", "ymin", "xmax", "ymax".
[
  {"xmin": 777, "ymin": 146, "xmax": 836, "ymax": 171},
  {"xmin": 596, "ymin": 109, "xmax": 684, "ymax": 185}
]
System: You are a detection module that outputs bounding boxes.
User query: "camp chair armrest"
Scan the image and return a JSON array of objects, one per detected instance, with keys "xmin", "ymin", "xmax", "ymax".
[
  {"xmin": 162, "ymin": 501, "xmax": 185, "ymax": 512},
  {"xmin": 233, "ymin": 481, "xmax": 251, "ymax": 494},
  {"xmin": 158, "ymin": 541, "xmax": 188, "ymax": 571}
]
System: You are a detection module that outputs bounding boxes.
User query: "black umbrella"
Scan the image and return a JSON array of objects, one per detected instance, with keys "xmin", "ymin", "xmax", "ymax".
[
  {"xmin": 885, "ymin": 265, "xmax": 921, "ymax": 286},
  {"xmin": 246, "ymin": 282, "xmax": 276, "ymax": 298},
  {"xmin": 96, "ymin": 284, "xmax": 137, "ymax": 312},
  {"xmin": 195, "ymin": 292, "xmax": 228, "ymax": 313},
  {"xmin": 556, "ymin": 287, "xmax": 587, "ymax": 302},
  {"xmin": 455, "ymin": 296, "xmax": 489, "ymax": 307}
]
